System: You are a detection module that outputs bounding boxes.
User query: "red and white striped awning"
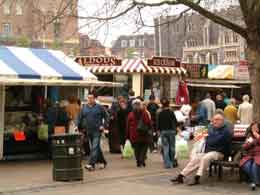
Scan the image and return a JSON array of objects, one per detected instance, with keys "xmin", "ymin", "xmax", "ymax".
[{"xmin": 85, "ymin": 59, "xmax": 186, "ymax": 75}]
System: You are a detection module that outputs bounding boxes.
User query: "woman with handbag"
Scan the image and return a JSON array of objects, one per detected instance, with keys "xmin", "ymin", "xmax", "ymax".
[{"xmin": 126, "ymin": 99, "xmax": 152, "ymax": 167}]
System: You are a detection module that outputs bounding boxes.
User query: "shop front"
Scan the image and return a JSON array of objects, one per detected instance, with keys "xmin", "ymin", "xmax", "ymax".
[
  {"xmin": 182, "ymin": 63, "xmax": 251, "ymax": 101},
  {"xmin": 0, "ymin": 46, "xmax": 121, "ymax": 160},
  {"xmin": 75, "ymin": 56, "xmax": 186, "ymax": 103}
]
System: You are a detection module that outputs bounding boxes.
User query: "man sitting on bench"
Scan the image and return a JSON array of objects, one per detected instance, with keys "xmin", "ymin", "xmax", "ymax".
[{"xmin": 171, "ymin": 113, "xmax": 233, "ymax": 185}]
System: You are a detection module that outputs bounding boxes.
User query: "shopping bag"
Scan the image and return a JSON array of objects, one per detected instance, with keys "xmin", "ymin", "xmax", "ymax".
[
  {"xmin": 190, "ymin": 138, "xmax": 206, "ymax": 157},
  {"xmin": 13, "ymin": 130, "xmax": 26, "ymax": 141},
  {"xmin": 54, "ymin": 126, "xmax": 66, "ymax": 134},
  {"xmin": 37, "ymin": 124, "xmax": 48, "ymax": 141},
  {"xmin": 122, "ymin": 140, "xmax": 134, "ymax": 159},
  {"xmin": 176, "ymin": 136, "xmax": 189, "ymax": 159}
]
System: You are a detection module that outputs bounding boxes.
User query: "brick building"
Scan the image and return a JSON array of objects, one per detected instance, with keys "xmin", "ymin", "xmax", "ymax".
[
  {"xmin": 79, "ymin": 34, "xmax": 110, "ymax": 56},
  {"xmin": 0, "ymin": 0, "xmax": 79, "ymax": 55},
  {"xmin": 154, "ymin": 6, "xmax": 246, "ymax": 64},
  {"xmin": 111, "ymin": 33, "xmax": 155, "ymax": 59}
]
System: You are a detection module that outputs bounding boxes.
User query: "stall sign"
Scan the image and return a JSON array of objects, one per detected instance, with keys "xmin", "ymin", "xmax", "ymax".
[
  {"xmin": 75, "ymin": 56, "xmax": 122, "ymax": 66},
  {"xmin": 147, "ymin": 57, "xmax": 181, "ymax": 67},
  {"xmin": 181, "ymin": 63, "xmax": 208, "ymax": 79},
  {"xmin": 208, "ymin": 64, "xmax": 234, "ymax": 80},
  {"xmin": 234, "ymin": 60, "xmax": 249, "ymax": 80}
]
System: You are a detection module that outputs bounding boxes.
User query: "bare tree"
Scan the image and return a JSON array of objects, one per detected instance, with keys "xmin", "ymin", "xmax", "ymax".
[{"xmin": 77, "ymin": 0, "xmax": 260, "ymax": 120}]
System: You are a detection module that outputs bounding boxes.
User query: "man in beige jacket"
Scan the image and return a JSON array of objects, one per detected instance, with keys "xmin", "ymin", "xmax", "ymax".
[{"xmin": 238, "ymin": 95, "xmax": 253, "ymax": 125}]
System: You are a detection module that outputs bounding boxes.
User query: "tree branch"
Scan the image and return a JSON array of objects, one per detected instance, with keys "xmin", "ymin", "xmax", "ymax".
[{"xmin": 133, "ymin": 0, "xmax": 248, "ymax": 39}]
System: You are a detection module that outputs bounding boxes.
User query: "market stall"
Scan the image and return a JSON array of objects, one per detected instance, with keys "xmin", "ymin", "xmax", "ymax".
[
  {"xmin": 182, "ymin": 63, "xmax": 251, "ymax": 101},
  {"xmin": 75, "ymin": 56, "xmax": 186, "ymax": 102},
  {"xmin": 0, "ymin": 46, "xmax": 122, "ymax": 160}
]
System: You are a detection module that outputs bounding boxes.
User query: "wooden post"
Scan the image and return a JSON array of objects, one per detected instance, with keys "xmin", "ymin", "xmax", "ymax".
[{"xmin": 0, "ymin": 85, "xmax": 5, "ymax": 160}]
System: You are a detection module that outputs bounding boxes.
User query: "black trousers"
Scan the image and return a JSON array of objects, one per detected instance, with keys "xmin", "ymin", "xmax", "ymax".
[{"xmin": 133, "ymin": 143, "xmax": 148, "ymax": 165}]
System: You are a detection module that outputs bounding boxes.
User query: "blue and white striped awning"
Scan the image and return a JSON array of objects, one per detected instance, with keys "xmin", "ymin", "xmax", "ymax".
[{"xmin": 0, "ymin": 46, "xmax": 97, "ymax": 81}]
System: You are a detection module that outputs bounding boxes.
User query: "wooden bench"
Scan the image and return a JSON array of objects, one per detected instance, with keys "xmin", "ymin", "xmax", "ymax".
[{"xmin": 209, "ymin": 141, "xmax": 244, "ymax": 180}]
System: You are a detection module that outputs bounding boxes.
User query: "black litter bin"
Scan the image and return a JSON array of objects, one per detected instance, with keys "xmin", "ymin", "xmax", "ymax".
[{"xmin": 52, "ymin": 133, "xmax": 83, "ymax": 181}]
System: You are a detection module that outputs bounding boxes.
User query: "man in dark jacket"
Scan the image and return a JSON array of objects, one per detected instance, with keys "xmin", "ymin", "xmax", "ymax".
[
  {"xmin": 171, "ymin": 112, "xmax": 232, "ymax": 185},
  {"xmin": 77, "ymin": 93, "xmax": 108, "ymax": 171}
]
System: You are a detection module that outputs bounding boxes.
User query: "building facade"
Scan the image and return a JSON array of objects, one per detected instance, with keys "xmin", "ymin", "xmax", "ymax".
[
  {"xmin": 154, "ymin": 6, "xmax": 246, "ymax": 65},
  {"xmin": 111, "ymin": 33, "xmax": 155, "ymax": 59},
  {"xmin": 0, "ymin": 0, "xmax": 79, "ymax": 55},
  {"xmin": 79, "ymin": 34, "xmax": 110, "ymax": 56}
]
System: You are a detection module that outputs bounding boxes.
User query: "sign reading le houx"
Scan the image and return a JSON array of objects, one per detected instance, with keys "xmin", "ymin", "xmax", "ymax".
[{"xmin": 75, "ymin": 56, "xmax": 122, "ymax": 66}]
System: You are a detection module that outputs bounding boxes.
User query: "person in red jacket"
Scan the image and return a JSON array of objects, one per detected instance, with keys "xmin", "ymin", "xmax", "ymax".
[
  {"xmin": 126, "ymin": 99, "xmax": 152, "ymax": 167},
  {"xmin": 240, "ymin": 122, "xmax": 260, "ymax": 191}
]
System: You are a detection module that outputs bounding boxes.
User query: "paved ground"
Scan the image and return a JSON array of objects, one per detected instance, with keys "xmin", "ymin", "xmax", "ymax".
[{"xmin": 0, "ymin": 141, "xmax": 258, "ymax": 195}]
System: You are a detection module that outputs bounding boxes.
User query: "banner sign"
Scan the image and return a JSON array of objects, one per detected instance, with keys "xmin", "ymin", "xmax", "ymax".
[
  {"xmin": 234, "ymin": 60, "xmax": 249, "ymax": 80},
  {"xmin": 208, "ymin": 64, "xmax": 234, "ymax": 80},
  {"xmin": 147, "ymin": 57, "xmax": 181, "ymax": 67},
  {"xmin": 181, "ymin": 63, "xmax": 208, "ymax": 79},
  {"xmin": 75, "ymin": 56, "xmax": 122, "ymax": 66}
]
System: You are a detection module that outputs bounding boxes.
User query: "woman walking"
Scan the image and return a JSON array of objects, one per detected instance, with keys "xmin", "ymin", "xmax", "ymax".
[
  {"xmin": 157, "ymin": 97, "xmax": 178, "ymax": 169},
  {"xmin": 126, "ymin": 99, "xmax": 152, "ymax": 167},
  {"xmin": 117, "ymin": 98, "xmax": 129, "ymax": 152}
]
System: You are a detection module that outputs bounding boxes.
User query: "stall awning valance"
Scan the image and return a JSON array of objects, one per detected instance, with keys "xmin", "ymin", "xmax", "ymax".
[
  {"xmin": 187, "ymin": 83, "xmax": 241, "ymax": 89},
  {"xmin": 0, "ymin": 46, "xmax": 97, "ymax": 81},
  {"xmin": 85, "ymin": 59, "xmax": 186, "ymax": 75}
]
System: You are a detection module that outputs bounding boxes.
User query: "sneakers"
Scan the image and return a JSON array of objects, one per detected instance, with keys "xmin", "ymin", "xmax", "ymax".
[
  {"xmin": 170, "ymin": 174, "xmax": 184, "ymax": 184},
  {"xmin": 84, "ymin": 164, "xmax": 95, "ymax": 171},
  {"xmin": 250, "ymin": 183, "xmax": 256, "ymax": 191}
]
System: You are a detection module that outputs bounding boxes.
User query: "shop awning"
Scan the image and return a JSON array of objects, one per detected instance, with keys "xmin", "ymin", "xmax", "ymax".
[
  {"xmin": 0, "ymin": 46, "xmax": 97, "ymax": 81},
  {"xmin": 86, "ymin": 59, "xmax": 186, "ymax": 75},
  {"xmin": 0, "ymin": 78, "xmax": 122, "ymax": 87},
  {"xmin": 187, "ymin": 83, "xmax": 241, "ymax": 89}
]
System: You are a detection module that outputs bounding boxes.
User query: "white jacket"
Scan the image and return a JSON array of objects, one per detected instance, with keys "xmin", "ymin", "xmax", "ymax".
[{"xmin": 238, "ymin": 101, "xmax": 253, "ymax": 125}]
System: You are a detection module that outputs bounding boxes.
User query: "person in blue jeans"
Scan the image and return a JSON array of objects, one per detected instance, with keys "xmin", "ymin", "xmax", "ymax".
[
  {"xmin": 157, "ymin": 97, "xmax": 179, "ymax": 169},
  {"xmin": 77, "ymin": 93, "xmax": 108, "ymax": 171}
]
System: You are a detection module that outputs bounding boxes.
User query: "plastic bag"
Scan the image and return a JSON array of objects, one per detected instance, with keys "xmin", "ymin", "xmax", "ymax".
[
  {"xmin": 37, "ymin": 124, "xmax": 48, "ymax": 141},
  {"xmin": 122, "ymin": 140, "xmax": 134, "ymax": 159},
  {"xmin": 190, "ymin": 138, "xmax": 206, "ymax": 157},
  {"xmin": 176, "ymin": 136, "xmax": 189, "ymax": 159}
]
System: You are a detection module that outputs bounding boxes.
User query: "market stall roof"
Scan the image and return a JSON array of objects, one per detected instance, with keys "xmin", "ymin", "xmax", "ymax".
[
  {"xmin": 186, "ymin": 79, "xmax": 251, "ymax": 84},
  {"xmin": 0, "ymin": 46, "xmax": 97, "ymax": 81},
  {"xmin": 85, "ymin": 59, "xmax": 186, "ymax": 75},
  {"xmin": 0, "ymin": 78, "xmax": 122, "ymax": 87},
  {"xmin": 187, "ymin": 83, "xmax": 241, "ymax": 89}
]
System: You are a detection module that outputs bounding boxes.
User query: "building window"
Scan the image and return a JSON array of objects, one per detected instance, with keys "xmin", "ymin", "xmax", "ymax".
[
  {"xmin": 129, "ymin": 39, "xmax": 135, "ymax": 48},
  {"xmin": 233, "ymin": 33, "xmax": 239, "ymax": 43},
  {"xmin": 138, "ymin": 39, "xmax": 144, "ymax": 47},
  {"xmin": 2, "ymin": 23, "xmax": 12, "ymax": 36},
  {"xmin": 66, "ymin": 0, "xmax": 75, "ymax": 15},
  {"xmin": 3, "ymin": 0, "xmax": 11, "ymax": 15},
  {"xmin": 173, "ymin": 24, "xmax": 179, "ymax": 32},
  {"xmin": 187, "ymin": 22, "xmax": 194, "ymax": 32},
  {"xmin": 121, "ymin": 40, "xmax": 127, "ymax": 48},
  {"xmin": 186, "ymin": 39, "xmax": 197, "ymax": 47},
  {"xmin": 187, "ymin": 55, "xmax": 193, "ymax": 63},
  {"xmin": 16, "ymin": 0, "xmax": 23, "ymax": 15},
  {"xmin": 53, "ymin": 19, "xmax": 61, "ymax": 39},
  {"xmin": 211, "ymin": 53, "xmax": 218, "ymax": 64},
  {"xmin": 224, "ymin": 32, "xmax": 230, "ymax": 44},
  {"xmin": 225, "ymin": 51, "xmax": 237, "ymax": 59}
]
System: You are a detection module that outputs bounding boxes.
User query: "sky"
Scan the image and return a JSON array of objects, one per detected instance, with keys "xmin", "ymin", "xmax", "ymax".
[{"xmin": 78, "ymin": 0, "xmax": 238, "ymax": 47}]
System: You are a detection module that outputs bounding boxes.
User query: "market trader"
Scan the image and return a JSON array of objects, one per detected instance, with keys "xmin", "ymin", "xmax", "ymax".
[{"xmin": 77, "ymin": 92, "xmax": 108, "ymax": 171}]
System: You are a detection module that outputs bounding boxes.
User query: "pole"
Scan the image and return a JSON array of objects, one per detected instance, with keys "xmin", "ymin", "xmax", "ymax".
[
  {"xmin": 44, "ymin": 85, "xmax": 48, "ymax": 99},
  {"xmin": 0, "ymin": 85, "xmax": 5, "ymax": 160}
]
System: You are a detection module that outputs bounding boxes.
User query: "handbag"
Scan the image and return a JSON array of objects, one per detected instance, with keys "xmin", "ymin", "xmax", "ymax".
[{"xmin": 137, "ymin": 117, "xmax": 151, "ymax": 135}]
